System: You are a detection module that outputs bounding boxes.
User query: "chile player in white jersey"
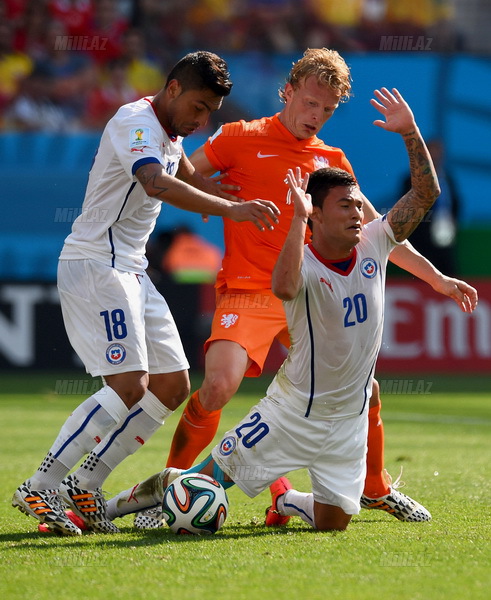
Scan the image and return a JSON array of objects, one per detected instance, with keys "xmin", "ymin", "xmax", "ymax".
[
  {"xmin": 106, "ymin": 87, "xmax": 441, "ymax": 531},
  {"xmin": 12, "ymin": 51, "xmax": 279, "ymax": 536}
]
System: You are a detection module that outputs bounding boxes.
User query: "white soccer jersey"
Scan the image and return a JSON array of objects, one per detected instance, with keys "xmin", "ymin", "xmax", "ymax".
[
  {"xmin": 267, "ymin": 217, "xmax": 399, "ymax": 420},
  {"xmin": 60, "ymin": 97, "xmax": 183, "ymax": 273}
]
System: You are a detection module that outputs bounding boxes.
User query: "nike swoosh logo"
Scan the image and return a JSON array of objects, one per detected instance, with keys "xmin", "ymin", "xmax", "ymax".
[{"xmin": 257, "ymin": 151, "xmax": 279, "ymax": 158}]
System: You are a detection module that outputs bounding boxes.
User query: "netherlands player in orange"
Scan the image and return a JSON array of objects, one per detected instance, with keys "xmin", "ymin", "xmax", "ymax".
[{"xmin": 134, "ymin": 49, "xmax": 477, "ymax": 528}]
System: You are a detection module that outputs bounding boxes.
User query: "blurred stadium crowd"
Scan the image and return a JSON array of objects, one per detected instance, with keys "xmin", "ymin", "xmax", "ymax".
[{"xmin": 0, "ymin": 0, "xmax": 476, "ymax": 132}]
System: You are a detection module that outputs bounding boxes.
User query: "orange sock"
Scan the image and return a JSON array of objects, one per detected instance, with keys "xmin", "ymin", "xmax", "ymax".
[
  {"xmin": 363, "ymin": 402, "xmax": 391, "ymax": 499},
  {"xmin": 166, "ymin": 390, "xmax": 222, "ymax": 469}
]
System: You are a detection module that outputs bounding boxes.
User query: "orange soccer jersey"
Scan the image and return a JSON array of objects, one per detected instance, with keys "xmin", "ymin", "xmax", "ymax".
[{"xmin": 204, "ymin": 113, "xmax": 354, "ymax": 290}]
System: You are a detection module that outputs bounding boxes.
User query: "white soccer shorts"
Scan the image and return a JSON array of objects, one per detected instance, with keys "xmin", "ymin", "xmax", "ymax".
[
  {"xmin": 57, "ymin": 259, "xmax": 189, "ymax": 377},
  {"xmin": 212, "ymin": 395, "xmax": 368, "ymax": 515}
]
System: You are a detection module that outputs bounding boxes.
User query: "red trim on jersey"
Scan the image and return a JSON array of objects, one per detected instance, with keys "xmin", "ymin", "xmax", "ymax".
[{"xmin": 308, "ymin": 244, "xmax": 357, "ymax": 276}]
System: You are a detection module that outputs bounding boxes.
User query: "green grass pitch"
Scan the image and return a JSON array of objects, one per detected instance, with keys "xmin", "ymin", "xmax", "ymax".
[{"xmin": 0, "ymin": 371, "xmax": 490, "ymax": 600}]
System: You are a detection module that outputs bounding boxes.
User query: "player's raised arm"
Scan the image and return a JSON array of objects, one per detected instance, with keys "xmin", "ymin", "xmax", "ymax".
[
  {"xmin": 272, "ymin": 168, "xmax": 311, "ymax": 300},
  {"xmin": 371, "ymin": 88, "xmax": 440, "ymax": 242},
  {"xmin": 135, "ymin": 161, "xmax": 279, "ymax": 231}
]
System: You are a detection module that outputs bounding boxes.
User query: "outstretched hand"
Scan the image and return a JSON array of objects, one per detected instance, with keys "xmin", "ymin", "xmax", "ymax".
[
  {"xmin": 431, "ymin": 276, "xmax": 479, "ymax": 314},
  {"xmin": 370, "ymin": 88, "xmax": 416, "ymax": 135},
  {"xmin": 285, "ymin": 167, "xmax": 312, "ymax": 221},
  {"xmin": 229, "ymin": 198, "xmax": 280, "ymax": 231}
]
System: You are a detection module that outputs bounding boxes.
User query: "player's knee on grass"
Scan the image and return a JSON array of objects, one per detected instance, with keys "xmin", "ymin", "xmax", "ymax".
[{"xmin": 313, "ymin": 502, "xmax": 352, "ymax": 531}]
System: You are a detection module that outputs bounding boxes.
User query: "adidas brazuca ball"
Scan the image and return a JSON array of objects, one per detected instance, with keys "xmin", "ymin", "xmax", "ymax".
[{"xmin": 162, "ymin": 473, "xmax": 229, "ymax": 535}]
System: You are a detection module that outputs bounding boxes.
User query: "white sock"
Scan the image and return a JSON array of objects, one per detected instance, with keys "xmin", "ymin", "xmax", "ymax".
[
  {"xmin": 73, "ymin": 390, "xmax": 173, "ymax": 490},
  {"xmin": 106, "ymin": 468, "xmax": 182, "ymax": 520},
  {"xmin": 280, "ymin": 489, "xmax": 315, "ymax": 528},
  {"xmin": 29, "ymin": 387, "xmax": 127, "ymax": 489}
]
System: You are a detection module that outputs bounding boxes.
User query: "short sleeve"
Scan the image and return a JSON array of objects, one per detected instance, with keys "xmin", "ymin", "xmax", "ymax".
[
  {"xmin": 107, "ymin": 111, "xmax": 163, "ymax": 179},
  {"xmin": 381, "ymin": 214, "xmax": 403, "ymax": 246},
  {"xmin": 364, "ymin": 216, "xmax": 402, "ymax": 256},
  {"xmin": 204, "ymin": 121, "xmax": 244, "ymax": 173}
]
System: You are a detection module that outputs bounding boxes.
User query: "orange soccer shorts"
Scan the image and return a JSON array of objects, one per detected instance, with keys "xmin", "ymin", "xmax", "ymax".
[{"xmin": 204, "ymin": 287, "xmax": 290, "ymax": 377}]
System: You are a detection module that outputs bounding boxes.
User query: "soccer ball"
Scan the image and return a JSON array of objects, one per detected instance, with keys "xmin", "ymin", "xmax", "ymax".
[{"xmin": 162, "ymin": 473, "xmax": 229, "ymax": 535}]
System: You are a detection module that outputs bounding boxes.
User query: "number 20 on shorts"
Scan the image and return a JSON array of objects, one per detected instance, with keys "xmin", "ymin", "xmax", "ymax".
[{"xmin": 235, "ymin": 412, "xmax": 270, "ymax": 448}]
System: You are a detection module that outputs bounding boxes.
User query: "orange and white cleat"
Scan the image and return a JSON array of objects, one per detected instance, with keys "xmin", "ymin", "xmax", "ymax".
[
  {"xmin": 360, "ymin": 470, "xmax": 431, "ymax": 522},
  {"xmin": 12, "ymin": 481, "xmax": 83, "ymax": 536},
  {"xmin": 59, "ymin": 474, "xmax": 120, "ymax": 533}
]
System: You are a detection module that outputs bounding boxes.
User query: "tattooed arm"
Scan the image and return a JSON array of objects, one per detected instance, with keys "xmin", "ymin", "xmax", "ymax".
[
  {"xmin": 370, "ymin": 88, "xmax": 441, "ymax": 242},
  {"xmin": 135, "ymin": 162, "xmax": 279, "ymax": 231}
]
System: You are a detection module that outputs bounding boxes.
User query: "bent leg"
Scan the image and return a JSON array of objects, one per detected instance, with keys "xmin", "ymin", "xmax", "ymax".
[
  {"xmin": 71, "ymin": 370, "xmax": 188, "ymax": 491},
  {"xmin": 104, "ymin": 370, "xmax": 149, "ymax": 407},
  {"xmin": 166, "ymin": 340, "xmax": 251, "ymax": 468},
  {"xmin": 361, "ymin": 382, "xmax": 432, "ymax": 521},
  {"xmin": 148, "ymin": 370, "xmax": 190, "ymax": 411},
  {"xmin": 27, "ymin": 372, "xmax": 146, "ymax": 491},
  {"xmin": 107, "ymin": 455, "xmax": 235, "ymax": 520},
  {"xmin": 268, "ymin": 489, "xmax": 351, "ymax": 531},
  {"xmin": 197, "ymin": 340, "xmax": 252, "ymax": 411}
]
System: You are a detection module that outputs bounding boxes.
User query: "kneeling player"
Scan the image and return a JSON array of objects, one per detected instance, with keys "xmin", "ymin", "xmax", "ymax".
[{"xmin": 106, "ymin": 92, "xmax": 451, "ymax": 530}]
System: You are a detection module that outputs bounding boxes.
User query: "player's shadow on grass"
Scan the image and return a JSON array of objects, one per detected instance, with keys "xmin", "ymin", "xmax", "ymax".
[{"xmin": 1, "ymin": 521, "xmax": 348, "ymax": 550}]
